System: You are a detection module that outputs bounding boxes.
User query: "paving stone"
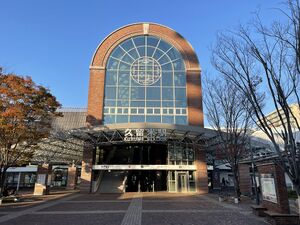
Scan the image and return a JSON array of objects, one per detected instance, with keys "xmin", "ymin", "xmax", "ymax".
[
  {"xmin": 142, "ymin": 212, "xmax": 267, "ymax": 225},
  {"xmin": 39, "ymin": 202, "xmax": 130, "ymax": 211},
  {"xmin": 4, "ymin": 213, "xmax": 124, "ymax": 225}
]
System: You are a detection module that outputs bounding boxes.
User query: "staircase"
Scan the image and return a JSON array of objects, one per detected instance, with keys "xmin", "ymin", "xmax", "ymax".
[{"xmin": 98, "ymin": 171, "xmax": 127, "ymax": 193}]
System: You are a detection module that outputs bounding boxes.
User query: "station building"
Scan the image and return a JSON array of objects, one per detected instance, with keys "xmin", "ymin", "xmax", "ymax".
[{"xmin": 71, "ymin": 22, "xmax": 217, "ymax": 194}]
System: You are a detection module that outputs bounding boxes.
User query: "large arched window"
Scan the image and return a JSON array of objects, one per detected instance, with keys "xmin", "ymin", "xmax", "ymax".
[{"xmin": 103, "ymin": 35, "xmax": 187, "ymax": 124}]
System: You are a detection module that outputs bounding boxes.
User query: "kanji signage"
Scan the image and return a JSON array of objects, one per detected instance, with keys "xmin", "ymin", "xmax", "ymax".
[{"xmin": 124, "ymin": 128, "xmax": 167, "ymax": 142}]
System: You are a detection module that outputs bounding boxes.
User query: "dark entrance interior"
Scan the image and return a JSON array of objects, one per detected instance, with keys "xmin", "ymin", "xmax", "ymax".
[
  {"xmin": 95, "ymin": 144, "xmax": 168, "ymax": 192},
  {"xmin": 96, "ymin": 144, "xmax": 167, "ymax": 165},
  {"xmin": 126, "ymin": 170, "xmax": 167, "ymax": 192}
]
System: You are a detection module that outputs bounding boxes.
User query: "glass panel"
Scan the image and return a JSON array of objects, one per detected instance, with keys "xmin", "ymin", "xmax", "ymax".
[
  {"xmin": 147, "ymin": 46, "xmax": 155, "ymax": 57},
  {"xmin": 137, "ymin": 46, "xmax": 145, "ymax": 57},
  {"xmin": 119, "ymin": 62, "xmax": 131, "ymax": 71},
  {"xmin": 131, "ymin": 108, "xmax": 137, "ymax": 114},
  {"xmin": 153, "ymin": 49, "xmax": 163, "ymax": 59},
  {"xmin": 111, "ymin": 46, "xmax": 125, "ymax": 59},
  {"xmin": 162, "ymin": 116, "xmax": 174, "ymax": 124},
  {"xmin": 169, "ymin": 148, "xmax": 175, "ymax": 160},
  {"xmin": 105, "ymin": 87, "xmax": 116, "ymax": 99},
  {"xmin": 158, "ymin": 55, "xmax": 170, "ymax": 65},
  {"xmin": 158, "ymin": 40, "xmax": 172, "ymax": 52},
  {"xmin": 131, "ymin": 101, "xmax": 145, "ymax": 107},
  {"xmin": 104, "ymin": 108, "xmax": 109, "ymax": 114},
  {"xmin": 116, "ymin": 115, "xmax": 128, "ymax": 123},
  {"xmin": 161, "ymin": 63, "xmax": 173, "ymax": 71},
  {"xmin": 174, "ymin": 72, "xmax": 186, "ymax": 86},
  {"xmin": 130, "ymin": 115, "xmax": 145, "ymax": 122},
  {"xmin": 133, "ymin": 36, "xmax": 145, "ymax": 47},
  {"xmin": 175, "ymin": 88, "xmax": 186, "ymax": 100},
  {"xmin": 147, "ymin": 108, "xmax": 153, "ymax": 114},
  {"xmin": 121, "ymin": 39, "xmax": 134, "ymax": 51},
  {"xmin": 188, "ymin": 149, "xmax": 194, "ymax": 161},
  {"xmin": 146, "ymin": 87, "xmax": 160, "ymax": 100},
  {"xmin": 167, "ymin": 48, "xmax": 182, "ymax": 61},
  {"xmin": 107, "ymin": 58, "xmax": 119, "ymax": 69},
  {"xmin": 118, "ymin": 87, "xmax": 129, "ymax": 99},
  {"xmin": 128, "ymin": 49, "xmax": 139, "ymax": 59},
  {"xmin": 189, "ymin": 182, "xmax": 196, "ymax": 192},
  {"xmin": 175, "ymin": 116, "xmax": 187, "ymax": 125},
  {"xmin": 146, "ymin": 101, "xmax": 161, "ymax": 107},
  {"xmin": 162, "ymin": 101, "xmax": 174, "ymax": 107},
  {"xmin": 169, "ymin": 181, "xmax": 176, "ymax": 192},
  {"xmin": 104, "ymin": 100, "xmax": 116, "ymax": 107},
  {"xmin": 175, "ymin": 100, "xmax": 187, "ymax": 107},
  {"xmin": 117, "ymin": 108, "xmax": 122, "ymax": 114},
  {"xmin": 173, "ymin": 60, "xmax": 185, "ymax": 70},
  {"xmin": 117, "ymin": 100, "xmax": 129, "ymax": 107},
  {"xmin": 154, "ymin": 108, "xmax": 160, "ymax": 114},
  {"xmin": 146, "ymin": 116, "xmax": 161, "ymax": 123},
  {"xmin": 162, "ymin": 88, "xmax": 173, "ymax": 100},
  {"xmin": 123, "ymin": 108, "xmax": 129, "ymax": 114},
  {"xmin": 162, "ymin": 72, "xmax": 173, "ymax": 86},
  {"xmin": 105, "ymin": 71, "xmax": 117, "ymax": 85},
  {"xmin": 103, "ymin": 115, "xmax": 115, "ymax": 124},
  {"xmin": 118, "ymin": 72, "xmax": 130, "ymax": 86},
  {"xmin": 122, "ymin": 54, "xmax": 134, "ymax": 64},
  {"xmin": 131, "ymin": 87, "xmax": 145, "ymax": 100},
  {"xmin": 147, "ymin": 36, "xmax": 159, "ymax": 47}
]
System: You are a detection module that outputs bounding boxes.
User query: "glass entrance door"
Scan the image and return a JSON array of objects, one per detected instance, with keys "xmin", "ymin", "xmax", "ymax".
[{"xmin": 177, "ymin": 172, "xmax": 188, "ymax": 192}]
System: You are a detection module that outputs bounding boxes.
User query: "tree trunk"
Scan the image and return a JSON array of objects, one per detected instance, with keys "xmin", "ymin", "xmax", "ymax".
[
  {"xmin": 296, "ymin": 186, "xmax": 300, "ymax": 220},
  {"xmin": 0, "ymin": 169, "xmax": 7, "ymax": 197},
  {"xmin": 232, "ymin": 168, "xmax": 241, "ymax": 199}
]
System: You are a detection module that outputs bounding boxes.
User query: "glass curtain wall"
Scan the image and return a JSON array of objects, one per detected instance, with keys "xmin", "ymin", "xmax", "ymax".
[{"xmin": 104, "ymin": 35, "xmax": 188, "ymax": 125}]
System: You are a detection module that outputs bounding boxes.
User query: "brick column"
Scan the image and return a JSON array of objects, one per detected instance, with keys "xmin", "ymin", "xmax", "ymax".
[
  {"xmin": 33, "ymin": 163, "xmax": 52, "ymax": 195},
  {"xmin": 186, "ymin": 69, "xmax": 203, "ymax": 127},
  {"xmin": 194, "ymin": 149, "xmax": 208, "ymax": 194},
  {"xmin": 79, "ymin": 142, "xmax": 94, "ymax": 193},
  {"xmin": 86, "ymin": 68, "xmax": 105, "ymax": 126},
  {"xmin": 257, "ymin": 163, "xmax": 290, "ymax": 214},
  {"xmin": 66, "ymin": 164, "xmax": 78, "ymax": 190},
  {"xmin": 238, "ymin": 163, "xmax": 252, "ymax": 196}
]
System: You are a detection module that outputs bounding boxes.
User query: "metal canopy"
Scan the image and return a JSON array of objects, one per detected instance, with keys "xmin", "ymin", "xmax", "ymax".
[
  {"xmin": 68, "ymin": 123, "xmax": 218, "ymax": 148},
  {"xmin": 32, "ymin": 123, "xmax": 219, "ymax": 164}
]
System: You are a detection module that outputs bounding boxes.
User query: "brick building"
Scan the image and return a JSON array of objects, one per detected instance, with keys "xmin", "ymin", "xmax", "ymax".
[{"xmin": 70, "ymin": 22, "xmax": 218, "ymax": 194}]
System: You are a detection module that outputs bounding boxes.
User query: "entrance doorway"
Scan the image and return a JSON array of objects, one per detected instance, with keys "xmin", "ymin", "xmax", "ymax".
[
  {"xmin": 125, "ymin": 170, "xmax": 167, "ymax": 192},
  {"xmin": 177, "ymin": 172, "xmax": 188, "ymax": 192}
]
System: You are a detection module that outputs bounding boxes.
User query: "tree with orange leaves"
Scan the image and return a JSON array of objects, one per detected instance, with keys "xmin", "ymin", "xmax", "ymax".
[{"xmin": 0, "ymin": 68, "xmax": 61, "ymax": 195}]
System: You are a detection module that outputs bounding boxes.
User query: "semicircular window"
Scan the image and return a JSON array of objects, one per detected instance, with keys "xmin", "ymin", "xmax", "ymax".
[{"xmin": 104, "ymin": 35, "xmax": 188, "ymax": 125}]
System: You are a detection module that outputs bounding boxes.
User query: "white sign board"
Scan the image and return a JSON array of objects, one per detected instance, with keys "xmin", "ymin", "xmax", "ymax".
[
  {"xmin": 124, "ymin": 128, "xmax": 167, "ymax": 142},
  {"xmin": 261, "ymin": 174, "xmax": 277, "ymax": 203},
  {"xmin": 93, "ymin": 164, "xmax": 196, "ymax": 171}
]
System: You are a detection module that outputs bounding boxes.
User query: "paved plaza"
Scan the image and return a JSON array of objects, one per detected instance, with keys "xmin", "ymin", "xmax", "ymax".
[{"xmin": 0, "ymin": 192, "xmax": 268, "ymax": 225}]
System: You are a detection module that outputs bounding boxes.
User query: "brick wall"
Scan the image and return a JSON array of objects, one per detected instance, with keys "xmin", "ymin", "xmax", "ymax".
[
  {"xmin": 239, "ymin": 163, "xmax": 252, "ymax": 196},
  {"xmin": 257, "ymin": 163, "xmax": 290, "ymax": 214}
]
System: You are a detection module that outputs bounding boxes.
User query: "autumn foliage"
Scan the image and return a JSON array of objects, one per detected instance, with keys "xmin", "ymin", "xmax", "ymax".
[{"xmin": 0, "ymin": 68, "xmax": 61, "ymax": 195}]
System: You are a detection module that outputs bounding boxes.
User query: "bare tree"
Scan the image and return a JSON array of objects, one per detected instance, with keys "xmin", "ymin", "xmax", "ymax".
[
  {"xmin": 211, "ymin": 0, "xmax": 300, "ymax": 215},
  {"xmin": 204, "ymin": 77, "xmax": 253, "ymax": 199}
]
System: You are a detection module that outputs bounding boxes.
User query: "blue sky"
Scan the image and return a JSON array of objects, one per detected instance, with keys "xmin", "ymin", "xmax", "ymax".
[{"xmin": 0, "ymin": 0, "xmax": 286, "ymax": 116}]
